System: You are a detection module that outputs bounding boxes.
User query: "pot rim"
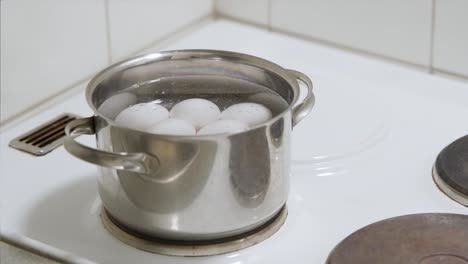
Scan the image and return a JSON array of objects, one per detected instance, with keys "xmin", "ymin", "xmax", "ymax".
[{"xmin": 85, "ymin": 49, "xmax": 301, "ymax": 139}]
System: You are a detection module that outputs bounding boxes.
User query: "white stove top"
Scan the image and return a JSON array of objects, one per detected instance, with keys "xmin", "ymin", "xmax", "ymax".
[{"xmin": 1, "ymin": 19, "xmax": 468, "ymax": 264}]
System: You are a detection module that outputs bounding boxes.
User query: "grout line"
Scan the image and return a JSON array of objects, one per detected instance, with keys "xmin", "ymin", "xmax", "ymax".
[
  {"xmin": 267, "ymin": 0, "xmax": 272, "ymax": 31},
  {"xmin": 104, "ymin": 0, "xmax": 113, "ymax": 64},
  {"xmin": 212, "ymin": 0, "xmax": 218, "ymax": 19},
  {"xmin": 429, "ymin": 0, "xmax": 436, "ymax": 73}
]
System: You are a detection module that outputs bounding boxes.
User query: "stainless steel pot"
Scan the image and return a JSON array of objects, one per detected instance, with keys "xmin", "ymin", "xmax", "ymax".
[{"xmin": 64, "ymin": 50, "xmax": 315, "ymax": 241}]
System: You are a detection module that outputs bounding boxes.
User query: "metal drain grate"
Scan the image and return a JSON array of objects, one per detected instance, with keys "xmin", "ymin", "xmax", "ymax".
[{"xmin": 9, "ymin": 113, "xmax": 81, "ymax": 156}]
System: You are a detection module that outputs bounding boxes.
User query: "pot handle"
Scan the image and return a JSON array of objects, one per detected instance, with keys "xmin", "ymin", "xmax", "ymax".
[
  {"xmin": 287, "ymin": 69, "xmax": 316, "ymax": 127},
  {"xmin": 64, "ymin": 117, "xmax": 159, "ymax": 174}
]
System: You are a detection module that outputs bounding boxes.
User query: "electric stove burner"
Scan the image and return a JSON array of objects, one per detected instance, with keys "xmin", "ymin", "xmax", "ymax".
[
  {"xmin": 326, "ymin": 214, "xmax": 468, "ymax": 264},
  {"xmin": 100, "ymin": 206, "xmax": 287, "ymax": 257},
  {"xmin": 433, "ymin": 135, "xmax": 468, "ymax": 206}
]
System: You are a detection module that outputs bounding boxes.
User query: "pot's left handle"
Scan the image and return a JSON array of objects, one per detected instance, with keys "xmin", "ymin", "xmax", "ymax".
[
  {"xmin": 64, "ymin": 117, "xmax": 159, "ymax": 174},
  {"xmin": 287, "ymin": 69, "xmax": 316, "ymax": 127}
]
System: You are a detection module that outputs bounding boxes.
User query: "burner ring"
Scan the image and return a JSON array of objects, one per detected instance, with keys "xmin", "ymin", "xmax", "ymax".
[
  {"xmin": 100, "ymin": 206, "xmax": 287, "ymax": 256},
  {"xmin": 433, "ymin": 165, "xmax": 468, "ymax": 206},
  {"xmin": 432, "ymin": 135, "xmax": 468, "ymax": 207}
]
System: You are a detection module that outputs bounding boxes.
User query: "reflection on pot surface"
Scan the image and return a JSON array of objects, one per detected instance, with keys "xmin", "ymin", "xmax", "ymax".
[{"xmin": 64, "ymin": 50, "xmax": 315, "ymax": 241}]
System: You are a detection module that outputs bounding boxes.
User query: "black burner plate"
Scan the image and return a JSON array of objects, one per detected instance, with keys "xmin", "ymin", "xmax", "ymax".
[
  {"xmin": 327, "ymin": 214, "xmax": 468, "ymax": 264},
  {"xmin": 435, "ymin": 135, "xmax": 468, "ymax": 195}
]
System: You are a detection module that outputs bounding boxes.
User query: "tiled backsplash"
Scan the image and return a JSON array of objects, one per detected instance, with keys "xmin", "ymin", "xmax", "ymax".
[
  {"xmin": 216, "ymin": 0, "xmax": 269, "ymax": 27},
  {"xmin": 2, "ymin": 0, "xmax": 467, "ymax": 124},
  {"xmin": 107, "ymin": 0, "xmax": 212, "ymax": 62},
  {"xmin": 216, "ymin": 0, "xmax": 468, "ymax": 79},
  {"xmin": 1, "ymin": 0, "xmax": 108, "ymax": 123},
  {"xmin": 432, "ymin": 0, "xmax": 468, "ymax": 77},
  {"xmin": 0, "ymin": 0, "xmax": 212, "ymax": 124},
  {"xmin": 271, "ymin": 0, "xmax": 432, "ymax": 67}
]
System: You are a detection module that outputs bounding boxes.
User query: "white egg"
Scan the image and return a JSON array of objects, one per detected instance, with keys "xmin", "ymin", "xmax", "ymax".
[
  {"xmin": 115, "ymin": 101, "xmax": 169, "ymax": 130},
  {"xmin": 146, "ymin": 119, "xmax": 196, "ymax": 136},
  {"xmin": 248, "ymin": 92, "xmax": 288, "ymax": 116},
  {"xmin": 170, "ymin": 98, "xmax": 220, "ymax": 129},
  {"xmin": 220, "ymin": 103, "xmax": 272, "ymax": 127},
  {"xmin": 98, "ymin": 93, "xmax": 137, "ymax": 119},
  {"xmin": 198, "ymin": 120, "xmax": 249, "ymax": 135}
]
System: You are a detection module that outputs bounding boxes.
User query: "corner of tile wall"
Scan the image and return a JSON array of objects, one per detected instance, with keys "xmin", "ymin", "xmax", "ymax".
[
  {"xmin": 215, "ymin": 0, "xmax": 269, "ymax": 28},
  {"xmin": 270, "ymin": 0, "xmax": 433, "ymax": 67},
  {"xmin": 106, "ymin": 0, "xmax": 212, "ymax": 62},
  {"xmin": 0, "ymin": 0, "xmax": 214, "ymax": 125},
  {"xmin": 214, "ymin": 0, "xmax": 467, "ymax": 82},
  {"xmin": 1, "ymin": 0, "xmax": 108, "ymax": 123}
]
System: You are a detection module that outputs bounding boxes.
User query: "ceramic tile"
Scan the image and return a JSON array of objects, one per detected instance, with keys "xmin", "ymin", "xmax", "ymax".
[
  {"xmin": 107, "ymin": 0, "xmax": 212, "ymax": 61},
  {"xmin": 271, "ymin": 0, "xmax": 432, "ymax": 66},
  {"xmin": 433, "ymin": 0, "xmax": 468, "ymax": 77},
  {"xmin": 216, "ymin": 0, "xmax": 269, "ymax": 26},
  {"xmin": 0, "ymin": 0, "xmax": 108, "ymax": 123}
]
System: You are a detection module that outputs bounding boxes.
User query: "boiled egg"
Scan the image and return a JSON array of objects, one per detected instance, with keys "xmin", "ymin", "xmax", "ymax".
[
  {"xmin": 220, "ymin": 103, "xmax": 272, "ymax": 127},
  {"xmin": 115, "ymin": 101, "xmax": 169, "ymax": 130},
  {"xmin": 146, "ymin": 119, "xmax": 196, "ymax": 136},
  {"xmin": 198, "ymin": 119, "xmax": 249, "ymax": 135},
  {"xmin": 170, "ymin": 98, "xmax": 220, "ymax": 129},
  {"xmin": 98, "ymin": 93, "xmax": 137, "ymax": 119}
]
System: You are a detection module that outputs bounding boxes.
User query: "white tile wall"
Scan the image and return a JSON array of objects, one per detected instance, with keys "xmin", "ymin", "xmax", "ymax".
[
  {"xmin": 0, "ymin": 0, "xmax": 108, "ymax": 123},
  {"xmin": 216, "ymin": 0, "xmax": 269, "ymax": 26},
  {"xmin": 1, "ymin": 0, "xmax": 215, "ymax": 124},
  {"xmin": 214, "ymin": 0, "xmax": 468, "ymax": 80},
  {"xmin": 270, "ymin": 0, "xmax": 433, "ymax": 67},
  {"xmin": 1, "ymin": 0, "xmax": 466, "ymax": 125},
  {"xmin": 432, "ymin": 0, "xmax": 468, "ymax": 77},
  {"xmin": 107, "ymin": 0, "xmax": 212, "ymax": 61}
]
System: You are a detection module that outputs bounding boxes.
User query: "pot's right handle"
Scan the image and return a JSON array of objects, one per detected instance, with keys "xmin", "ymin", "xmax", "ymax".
[
  {"xmin": 287, "ymin": 69, "xmax": 316, "ymax": 127},
  {"xmin": 64, "ymin": 117, "xmax": 159, "ymax": 174}
]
